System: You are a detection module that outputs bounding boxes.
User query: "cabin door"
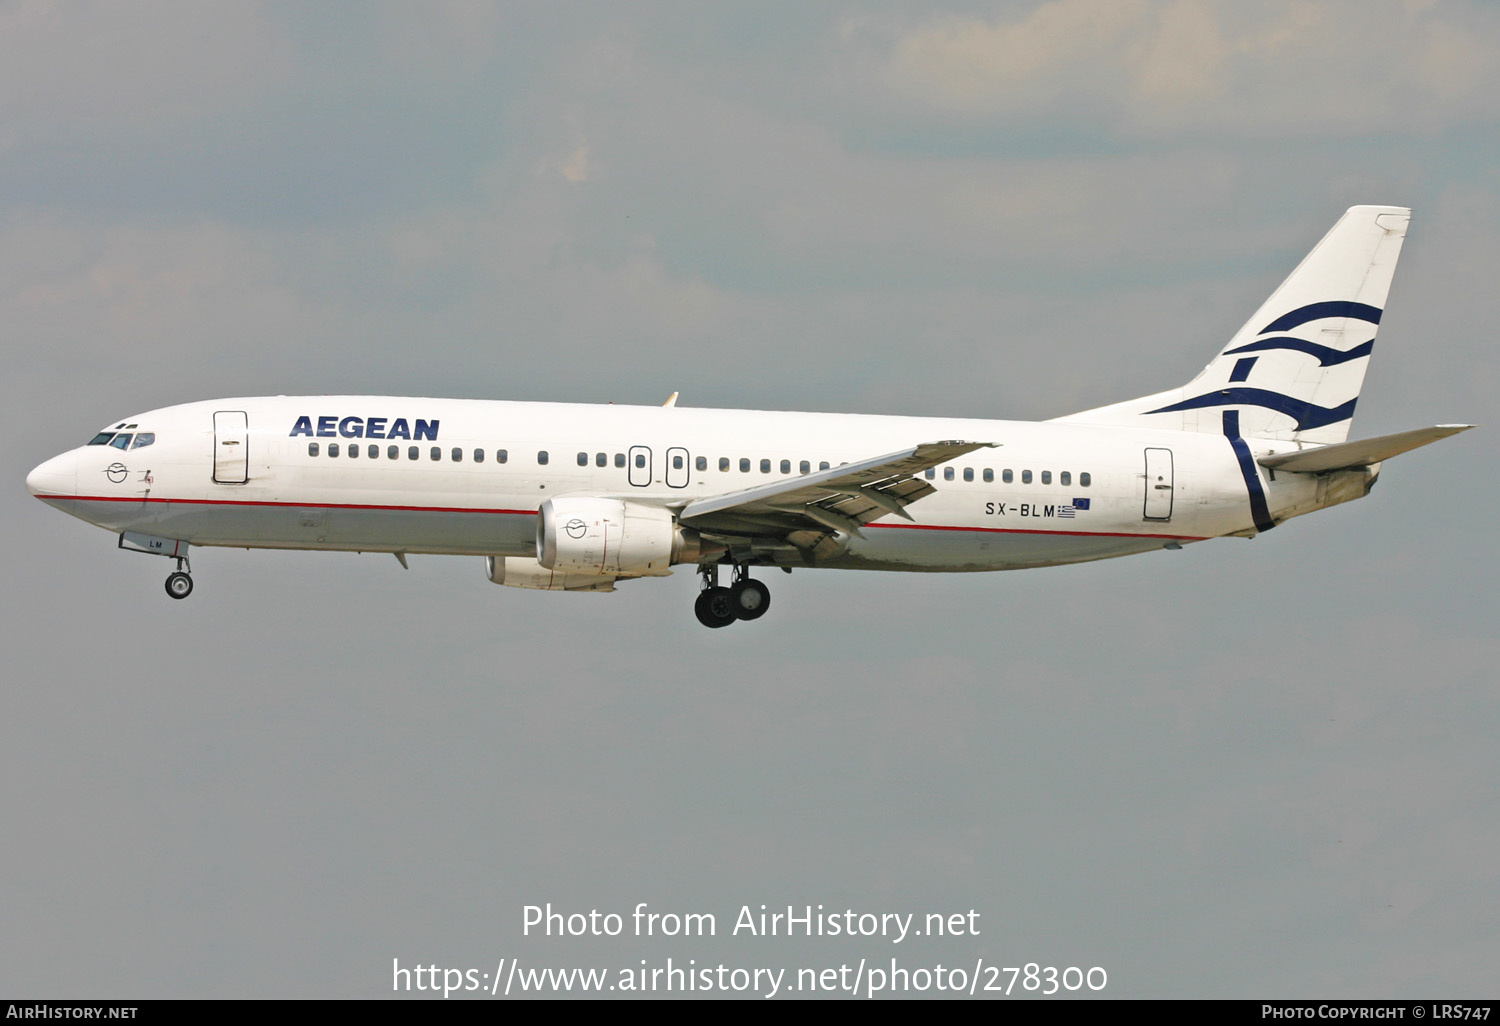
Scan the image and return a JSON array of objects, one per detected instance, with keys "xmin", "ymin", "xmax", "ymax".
[
  {"xmin": 665, "ymin": 447, "xmax": 690, "ymax": 488},
  {"xmin": 628, "ymin": 445, "xmax": 652, "ymax": 488},
  {"xmin": 1143, "ymin": 447, "xmax": 1173, "ymax": 520},
  {"xmin": 213, "ymin": 411, "xmax": 249, "ymax": 484}
]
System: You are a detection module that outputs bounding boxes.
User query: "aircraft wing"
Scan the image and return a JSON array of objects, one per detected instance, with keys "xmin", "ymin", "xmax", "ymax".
[{"xmin": 678, "ymin": 440, "xmax": 994, "ymax": 551}]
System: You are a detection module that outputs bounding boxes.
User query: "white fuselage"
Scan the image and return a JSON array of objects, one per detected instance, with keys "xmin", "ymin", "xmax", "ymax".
[{"xmin": 26, "ymin": 395, "xmax": 1342, "ymax": 574}]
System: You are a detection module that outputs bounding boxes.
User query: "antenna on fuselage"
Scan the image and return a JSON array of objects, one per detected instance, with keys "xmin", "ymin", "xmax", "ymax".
[{"xmin": 663, "ymin": 392, "xmax": 679, "ymax": 407}]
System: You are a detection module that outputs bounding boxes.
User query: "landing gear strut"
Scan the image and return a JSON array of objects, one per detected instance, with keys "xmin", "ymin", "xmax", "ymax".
[
  {"xmin": 164, "ymin": 557, "xmax": 193, "ymax": 600},
  {"xmin": 694, "ymin": 563, "xmax": 771, "ymax": 628},
  {"xmin": 694, "ymin": 564, "xmax": 735, "ymax": 628}
]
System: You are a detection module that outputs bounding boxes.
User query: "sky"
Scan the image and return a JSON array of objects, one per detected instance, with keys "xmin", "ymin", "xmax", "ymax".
[{"xmin": 3, "ymin": 0, "xmax": 1498, "ymax": 1000}]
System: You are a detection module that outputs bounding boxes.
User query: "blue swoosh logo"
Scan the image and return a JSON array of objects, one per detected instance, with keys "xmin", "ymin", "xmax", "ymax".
[
  {"xmin": 1223, "ymin": 411, "xmax": 1275, "ymax": 533},
  {"xmin": 1146, "ymin": 388, "xmax": 1357, "ymax": 431},
  {"xmin": 1225, "ymin": 337, "xmax": 1373, "ymax": 366},
  {"xmin": 1259, "ymin": 301, "xmax": 1382, "ymax": 334}
]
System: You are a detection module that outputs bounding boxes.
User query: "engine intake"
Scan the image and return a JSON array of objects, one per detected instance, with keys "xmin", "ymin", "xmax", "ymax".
[{"xmin": 537, "ymin": 497, "xmax": 697, "ymax": 575}]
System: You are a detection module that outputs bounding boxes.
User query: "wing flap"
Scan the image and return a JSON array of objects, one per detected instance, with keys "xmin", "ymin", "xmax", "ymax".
[
  {"xmin": 1258, "ymin": 424, "xmax": 1474, "ymax": 473},
  {"xmin": 679, "ymin": 440, "xmax": 993, "ymax": 537}
]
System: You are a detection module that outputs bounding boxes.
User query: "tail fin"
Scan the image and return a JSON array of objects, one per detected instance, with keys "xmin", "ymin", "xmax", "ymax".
[{"xmin": 1055, "ymin": 205, "xmax": 1410, "ymax": 444}]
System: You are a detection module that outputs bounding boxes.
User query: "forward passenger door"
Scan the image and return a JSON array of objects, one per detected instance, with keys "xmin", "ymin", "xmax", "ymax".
[{"xmin": 213, "ymin": 411, "xmax": 249, "ymax": 484}]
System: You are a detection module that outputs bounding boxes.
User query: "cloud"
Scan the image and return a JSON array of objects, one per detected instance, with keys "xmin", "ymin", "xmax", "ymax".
[
  {"xmin": 0, "ymin": 0, "xmax": 285, "ymax": 130},
  {"xmin": 374, "ymin": 0, "xmax": 510, "ymax": 78},
  {"xmin": 872, "ymin": 0, "xmax": 1500, "ymax": 136}
]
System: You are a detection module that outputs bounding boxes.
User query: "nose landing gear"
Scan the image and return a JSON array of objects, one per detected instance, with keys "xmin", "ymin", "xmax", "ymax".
[
  {"xmin": 694, "ymin": 563, "xmax": 772, "ymax": 628},
  {"xmin": 164, "ymin": 557, "xmax": 194, "ymax": 600}
]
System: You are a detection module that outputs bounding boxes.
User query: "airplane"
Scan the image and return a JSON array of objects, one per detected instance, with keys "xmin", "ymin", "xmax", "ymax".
[{"xmin": 26, "ymin": 205, "xmax": 1473, "ymax": 628}]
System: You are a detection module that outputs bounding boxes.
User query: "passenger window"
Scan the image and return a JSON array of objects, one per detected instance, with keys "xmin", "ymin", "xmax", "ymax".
[
  {"xmin": 330, "ymin": 443, "xmax": 340, "ymax": 457},
  {"xmin": 1022, "ymin": 470, "xmax": 1032, "ymax": 484},
  {"xmin": 537, "ymin": 451, "xmax": 549, "ymax": 465},
  {"xmin": 1003, "ymin": 469, "xmax": 1013, "ymax": 483},
  {"xmin": 349, "ymin": 443, "xmax": 359, "ymax": 458},
  {"xmin": 498, "ymin": 449, "xmax": 508, "ymax": 464},
  {"xmin": 963, "ymin": 467, "xmax": 974, "ymax": 482},
  {"xmin": 109, "ymin": 434, "xmax": 132, "ymax": 450},
  {"xmin": 308, "ymin": 442, "xmax": 319, "ymax": 456},
  {"xmin": 760, "ymin": 459, "xmax": 771, "ymax": 474},
  {"xmin": 925, "ymin": 468, "xmax": 935, "ymax": 480},
  {"xmin": 409, "ymin": 446, "xmax": 419, "ymax": 460},
  {"xmin": 696, "ymin": 456, "xmax": 707, "ymax": 471},
  {"xmin": 597, "ymin": 453, "xmax": 607, "ymax": 468},
  {"xmin": 431, "ymin": 447, "xmax": 441, "ymax": 461},
  {"xmin": 799, "ymin": 460, "xmax": 810, "ymax": 474},
  {"xmin": 1060, "ymin": 471, "xmax": 1070, "ymax": 486},
  {"xmin": 577, "ymin": 452, "xmax": 588, "ymax": 467},
  {"xmin": 943, "ymin": 467, "xmax": 954, "ymax": 481},
  {"xmin": 388, "ymin": 445, "xmax": 399, "ymax": 460},
  {"xmin": 740, "ymin": 458, "xmax": 750, "ymax": 473},
  {"xmin": 673, "ymin": 455, "xmax": 685, "ymax": 470},
  {"xmin": 474, "ymin": 448, "xmax": 484, "ymax": 463},
  {"xmin": 1080, "ymin": 472, "xmax": 1091, "ymax": 487},
  {"xmin": 719, "ymin": 457, "xmax": 730, "ymax": 472},
  {"xmin": 635, "ymin": 453, "xmax": 646, "ymax": 469},
  {"xmin": 1041, "ymin": 470, "xmax": 1051, "ymax": 485},
  {"xmin": 780, "ymin": 459, "xmax": 790, "ymax": 474},
  {"xmin": 820, "ymin": 462, "xmax": 830, "ymax": 471},
  {"xmin": 369, "ymin": 444, "xmax": 379, "ymax": 459},
  {"xmin": 88, "ymin": 433, "xmax": 115, "ymax": 446},
  {"xmin": 452, "ymin": 448, "xmax": 463, "ymax": 462},
  {"xmin": 983, "ymin": 468, "xmax": 993, "ymax": 483},
  {"xmin": 130, "ymin": 433, "xmax": 155, "ymax": 449}
]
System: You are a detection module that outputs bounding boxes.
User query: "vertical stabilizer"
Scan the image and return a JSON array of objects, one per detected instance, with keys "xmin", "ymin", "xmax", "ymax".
[{"xmin": 1055, "ymin": 206, "xmax": 1410, "ymax": 444}]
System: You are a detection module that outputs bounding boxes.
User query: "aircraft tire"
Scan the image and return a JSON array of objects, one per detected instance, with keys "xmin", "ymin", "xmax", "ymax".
[
  {"xmin": 695, "ymin": 587, "xmax": 737, "ymax": 628},
  {"xmin": 165, "ymin": 572, "xmax": 194, "ymax": 600},
  {"xmin": 730, "ymin": 579, "xmax": 770, "ymax": 620}
]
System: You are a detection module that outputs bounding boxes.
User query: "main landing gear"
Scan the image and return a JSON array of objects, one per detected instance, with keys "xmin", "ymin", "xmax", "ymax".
[
  {"xmin": 694, "ymin": 563, "xmax": 771, "ymax": 629},
  {"xmin": 164, "ymin": 557, "xmax": 194, "ymax": 600}
]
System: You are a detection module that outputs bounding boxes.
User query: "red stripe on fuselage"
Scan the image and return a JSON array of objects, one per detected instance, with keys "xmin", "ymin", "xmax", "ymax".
[
  {"xmin": 35, "ymin": 494, "xmax": 1208, "ymax": 541},
  {"xmin": 37, "ymin": 494, "xmax": 537, "ymax": 516},
  {"xmin": 866, "ymin": 521, "xmax": 1206, "ymax": 541}
]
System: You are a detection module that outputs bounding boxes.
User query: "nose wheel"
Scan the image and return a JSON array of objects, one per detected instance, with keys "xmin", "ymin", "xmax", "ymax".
[
  {"xmin": 164, "ymin": 558, "xmax": 194, "ymax": 600},
  {"xmin": 694, "ymin": 564, "xmax": 771, "ymax": 627}
]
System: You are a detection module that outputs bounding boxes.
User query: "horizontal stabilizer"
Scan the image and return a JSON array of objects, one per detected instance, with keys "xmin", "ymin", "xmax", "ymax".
[{"xmin": 1258, "ymin": 424, "xmax": 1474, "ymax": 474}]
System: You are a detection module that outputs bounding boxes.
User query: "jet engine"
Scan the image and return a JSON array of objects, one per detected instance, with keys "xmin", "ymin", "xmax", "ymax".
[
  {"xmin": 485, "ymin": 555, "xmax": 617, "ymax": 592},
  {"xmin": 536, "ymin": 497, "xmax": 699, "ymax": 575}
]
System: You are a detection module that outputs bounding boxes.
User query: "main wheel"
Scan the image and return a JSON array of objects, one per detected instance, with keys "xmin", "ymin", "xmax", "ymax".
[
  {"xmin": 165, "ymin": 572, "xmax": 194, "ymax": 600},
  {"xmin": 730, "ymin": 578, "xmax": 770, "ymax": 620},
  {"xmin": 694, "ymin": 587, "xmax": 737, "ymax": 628}
]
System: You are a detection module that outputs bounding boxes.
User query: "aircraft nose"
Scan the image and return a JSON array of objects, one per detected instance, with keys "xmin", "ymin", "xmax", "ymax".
[{"xmin": 26, "ymin": 451, "xmax": 77, "ymax": 498}]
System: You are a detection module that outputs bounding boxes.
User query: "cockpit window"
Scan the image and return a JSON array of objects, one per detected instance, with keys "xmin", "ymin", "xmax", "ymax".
[
  {"xmin": 130, "ymin": 432, "xmax": 155, "ymax": 450},
  {"xmin": 109, "ymin": 434, "xmax": 133, "ymax": 450},
  {"xmin": 88, "ymin": 433, "xmax": 116, "ymax": 446}
]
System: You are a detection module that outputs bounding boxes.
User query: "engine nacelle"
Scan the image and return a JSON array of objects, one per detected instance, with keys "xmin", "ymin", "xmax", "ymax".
[
  {"xmin": 537, "ymin": 497, "xmax": 690, "ymax": 575},
  {"xmin": 485, "ymin": 555, "xmax": 616, "ymax": 592}
]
